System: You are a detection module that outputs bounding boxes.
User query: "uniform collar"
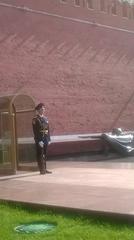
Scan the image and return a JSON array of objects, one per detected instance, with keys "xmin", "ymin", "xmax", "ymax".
[{"xmin": 38, "ymin": 114, "xmax": 44, "ymax": 118}]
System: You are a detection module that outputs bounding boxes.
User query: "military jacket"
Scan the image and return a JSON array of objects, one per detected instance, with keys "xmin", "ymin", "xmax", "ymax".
[{"xmin": 32, "ymin": 115, "xmax": 50, "ymax": 144}]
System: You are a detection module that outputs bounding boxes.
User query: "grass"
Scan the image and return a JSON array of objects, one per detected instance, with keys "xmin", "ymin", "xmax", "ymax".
[{"xmin": 0, "ymin": 202, "xmax": 134, "ymax": 240}]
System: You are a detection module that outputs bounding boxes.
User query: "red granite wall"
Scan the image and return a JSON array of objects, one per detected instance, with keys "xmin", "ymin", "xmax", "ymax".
[{"xmin": 0, "ymin": 0, "xmax": 134, "ymax": 135}]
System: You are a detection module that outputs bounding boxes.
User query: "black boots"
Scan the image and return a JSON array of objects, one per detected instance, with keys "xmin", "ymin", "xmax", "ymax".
[{"xmin": 40, "ymin": 169, "xmax": 52, "ymax": 174}]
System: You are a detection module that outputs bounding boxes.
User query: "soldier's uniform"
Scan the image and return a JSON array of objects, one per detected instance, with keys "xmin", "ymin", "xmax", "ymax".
[{"xmin": 32, "ymin": 115, "xmax": 51, "ymax": 174}]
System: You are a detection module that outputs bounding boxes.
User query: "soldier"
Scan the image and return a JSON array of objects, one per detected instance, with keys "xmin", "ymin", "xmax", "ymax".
[{"xmin": 32, "ymin": 103, "xmax": 52, "ymax": 174}]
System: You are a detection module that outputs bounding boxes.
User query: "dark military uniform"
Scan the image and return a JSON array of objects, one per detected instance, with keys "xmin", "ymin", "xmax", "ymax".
[{"xmin": 32, "ymin": 115, "xmax": 51, "ymax": 174}]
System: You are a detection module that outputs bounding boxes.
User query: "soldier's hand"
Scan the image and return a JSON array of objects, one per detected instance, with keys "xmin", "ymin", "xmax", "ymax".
[{"xmin": 39, "ymin": 141, "xmax": 44, "ymax": 148}]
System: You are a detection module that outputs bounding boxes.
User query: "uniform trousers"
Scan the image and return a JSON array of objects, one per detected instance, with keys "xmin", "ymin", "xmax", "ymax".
[{"xmin": 35, "ymin": 142, "xmax": 48, "ymax": 174}]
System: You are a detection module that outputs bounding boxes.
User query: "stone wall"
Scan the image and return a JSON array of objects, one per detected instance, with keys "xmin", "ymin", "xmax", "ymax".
[{"xmin": 0, "ymin": 0, "xmax": 134, "ymax": 135}]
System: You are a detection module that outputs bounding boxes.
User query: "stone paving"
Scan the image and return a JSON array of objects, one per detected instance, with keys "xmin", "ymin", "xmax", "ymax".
[{"xmin": 0, "ymin": 155, "xmax": 134, "ymax": 218}]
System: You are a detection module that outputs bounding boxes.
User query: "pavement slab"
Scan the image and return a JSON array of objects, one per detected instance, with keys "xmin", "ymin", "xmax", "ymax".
[{"xmin": 0, "ymin": 157, "xmax": 134, "ymax": 217}]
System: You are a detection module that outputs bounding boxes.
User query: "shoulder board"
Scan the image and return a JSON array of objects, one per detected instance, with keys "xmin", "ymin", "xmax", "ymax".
[{"xmin": 32, "ymin": 117, "xmax": 37, "ymax": 125}]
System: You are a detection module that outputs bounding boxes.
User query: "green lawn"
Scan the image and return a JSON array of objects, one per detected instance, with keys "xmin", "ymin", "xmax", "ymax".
[{"xmin": 0, "ymin": 202, "xmax": 134, "ymax": 240}]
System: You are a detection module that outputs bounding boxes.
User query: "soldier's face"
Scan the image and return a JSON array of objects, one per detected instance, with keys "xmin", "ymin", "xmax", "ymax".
[{"xmin": 38, "ymin": 106, "xmax": 45, "ymax": 115}]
